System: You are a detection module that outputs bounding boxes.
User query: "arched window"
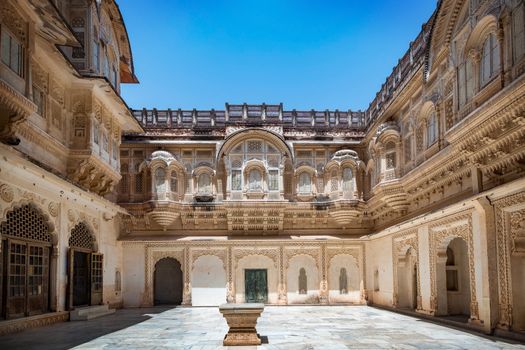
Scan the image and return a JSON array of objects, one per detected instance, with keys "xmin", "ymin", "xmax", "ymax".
[
  {"xmin": 298, "ymin": 172, "xmax": 311, "ymax": 194},
  {"xmin": 198, "ymin": 173, "xmax": 212, "ymax": 194},
  {"xmin": 458, "ymin": 59, "xmax": 474, "ymax": 107},
  {"xmin": 170, "ymin": 172, "xmax": 178, "ymax": 194},
  {"xmin": 155, "ymin": 168, "xmax": 166, "ymax": 193},
  {"xmin": 342, "ymin": 167, "xmax": 353, "ymax": 192},
  {"xmin": 298, "ymin": 268, "xmax": 307, "ymax": 294},
  {"xmin": 248, "ymin": 169, "xmax": 262, "ymax": 191},
  {"xmin": 134, "ymin": 172, "xmax": 143, "ymax": 194},
  {"xmin": 330, "ymin": 170, "xmax": 338, "ymax": 192},
  {"xmin": 426, "ymin": 113, "xmax": 437, "ymax": 147},
  {"xmin": 512, "ymin": 3, "xmax": 525, "ymax": 62},
  {"xmin": 481, "ymin": 33, "xmax": 500, "ymax": 86},
  {"xmin": 385, "ymin": 142, "xmax": 397, "ymax": 169}
]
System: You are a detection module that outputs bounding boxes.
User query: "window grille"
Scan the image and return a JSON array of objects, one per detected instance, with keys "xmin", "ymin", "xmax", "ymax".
[
  {"xmin": 69, "ymin": 222, "xmax": 94, "ymax": 250},
  {"xmin": 0, "ymin": 205, "xmax": 51, "ymax": 243}
]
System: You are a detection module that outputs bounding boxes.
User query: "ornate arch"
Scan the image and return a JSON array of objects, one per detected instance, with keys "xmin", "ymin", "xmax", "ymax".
[
  {"xmin": 392, "ymin": 231, "xmax": 421, "ymax": 310},
  {"xmin": 191, "ymin": 249, "xmax": 227, "ymax": 271},
  {"xmin": 464, "ymin": 15, "xmax": 499, "ymax": 56},
  {"xmin": 1, "ymin": 200, "xmax": 58, "ymax": 245},
  {"xmin": 233, "ymin": 248, "xmax": 279, "ymax": 270},
  {"xmin": 144, "ymin": 247, "xmax": 185, "ymax": 306},
  {"xmin": 284, "ymin": 248, "xmax": 321, "ymax": 270},
  {"xmin": 217, "ymin": 128, "xmax": 293, "ymax": 162},
  {"xmin": 69, "ymin": 221, "xmax": 98, "ymax": 252},
  {"xmin": 0, "ymin": 201, "xmax": 57, "ymax": 245},
  {"xmin": 429, "ymin": 213, "xmax": 479, "ymax": 320}
]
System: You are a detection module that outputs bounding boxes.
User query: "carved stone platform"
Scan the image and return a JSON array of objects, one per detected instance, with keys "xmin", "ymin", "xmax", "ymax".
[{"xmin": 219, "ymin": 303, "xmax": 264, "ymax": 346}]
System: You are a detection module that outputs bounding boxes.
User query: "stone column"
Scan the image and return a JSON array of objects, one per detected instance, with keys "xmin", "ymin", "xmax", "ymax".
[
  {"xmin": 319, "ymin": 244, "xmax": 329, "ymax": 304},
  {"xmin": 226, "ymin": 246, "xmax": 235, "ymax": 303},
  {"xmin": 277, "ymin": 246, "xmax": 287, "ymax": 304},
  {"xmin": 182, "ymin": 246, "xmax": 192, "ymax": 305},
  {"xmin": 473, "ymin": 198, "xmax": 498, "ymax": 333}
]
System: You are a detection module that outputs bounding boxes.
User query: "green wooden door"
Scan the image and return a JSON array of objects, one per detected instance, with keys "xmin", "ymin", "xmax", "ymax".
[{"xmin": 245, "ymin": 269, "xmax": 268, "ymax": 303}]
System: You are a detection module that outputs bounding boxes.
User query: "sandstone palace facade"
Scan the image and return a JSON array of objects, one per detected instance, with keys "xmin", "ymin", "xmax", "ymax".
[{"xmin": 0, "ymin": 0, "xmax": 524, "ymax": 338}]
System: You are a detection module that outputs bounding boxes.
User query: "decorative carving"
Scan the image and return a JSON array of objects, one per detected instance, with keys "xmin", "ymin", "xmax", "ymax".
[
  {"xmin": 233, "ymin": 247, "xmax": 279, "ymax": 270},
  {"xmin": 429, "ymin": 212, "xmax": 478, "ymax": 320},
  {"xmin": 494, "ymin": 191, "xmax": 525, "ymax": 329},
  {"xmin": 392, "ymin": 230, "xmax": 421, "ymax": 310},
  {"xmin": 0, "ymin": 184, "xmax": 14, "ymax": 203},
  {"xmin": 48, "ymin": 202, "xmax": 59, "ymax": 217},
  {"xmin": 191, "ymin": 248, "xmax": 227, "ymax": 271}
]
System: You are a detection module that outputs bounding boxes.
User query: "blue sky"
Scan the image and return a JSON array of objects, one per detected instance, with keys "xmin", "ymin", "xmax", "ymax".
[{"xmin": 120, "ymin": 1, "xmax": 436, "ymax": 111}]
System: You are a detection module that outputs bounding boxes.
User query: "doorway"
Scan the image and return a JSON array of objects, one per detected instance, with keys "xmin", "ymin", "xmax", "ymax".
[
  {"xmin": 72, "ymin": 251, "xmax": 89, "ymax": 306},
  {"xmin": 245, "ymin": 269, "xmax": 268, "ymax": 303},
  {"xmin": 154, "ymin": 258, "xmax": 183, "ymax": 305},
  {"xmin": 67, "ymin": 222, "xmax": 102, "ymax": 310},
  {"xmin": 0, "ymin": 204, "xmax": 52, "ymax": 320}
]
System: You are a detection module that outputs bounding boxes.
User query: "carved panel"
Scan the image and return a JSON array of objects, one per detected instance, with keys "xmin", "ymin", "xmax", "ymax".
[
  {"xmin": 429, "ymin": 212, "xmax": 478, "ymax": 319},
  {"xmin": 494, "ymin": 191, "xmax": 525, "ymax": 329}
]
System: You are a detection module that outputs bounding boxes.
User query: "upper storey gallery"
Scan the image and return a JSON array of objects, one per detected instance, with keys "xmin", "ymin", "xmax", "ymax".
[
  {"xmin": 0, "ymin": 0, "xmax": 142, "ymax": 195},
  {"xmin": 121, "ymin": 0, "xmax": 525, "ymax": 232}
]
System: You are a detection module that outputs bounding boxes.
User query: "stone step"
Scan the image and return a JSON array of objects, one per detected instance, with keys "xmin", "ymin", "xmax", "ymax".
[{"xmin": 70, "ymin": 305, "xmax": 115, "ymax": 321}]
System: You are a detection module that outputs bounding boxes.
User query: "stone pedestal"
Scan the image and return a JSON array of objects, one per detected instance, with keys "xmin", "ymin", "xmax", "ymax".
[{"xmin": 219, "ymin": 303, "xmax": 264, "ymax": 346}]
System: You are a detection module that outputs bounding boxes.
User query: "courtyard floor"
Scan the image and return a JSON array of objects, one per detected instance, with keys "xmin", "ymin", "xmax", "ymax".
[{"xmin": 0, "ymin": 306, "xmax": 523, "ymax": 350}]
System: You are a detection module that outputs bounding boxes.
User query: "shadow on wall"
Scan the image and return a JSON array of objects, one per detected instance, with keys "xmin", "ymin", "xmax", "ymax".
[{"xmin": 0, "ymin": 307, "xmax": 174, "ymax": 350}]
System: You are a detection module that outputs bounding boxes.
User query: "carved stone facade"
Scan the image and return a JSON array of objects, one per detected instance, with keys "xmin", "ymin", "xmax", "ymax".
[{"xmin": 1, "ymin": 0, "xmax": 525, "ymax": 339}]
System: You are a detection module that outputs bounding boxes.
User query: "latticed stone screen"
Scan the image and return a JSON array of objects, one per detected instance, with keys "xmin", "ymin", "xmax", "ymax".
[
  {"xmin": 0, "ymin": 204, "xmax": 51, "ymax": 243},
  {"xmin": 69, "ymin": 222, "xmax": 94, "ymax": 250}
]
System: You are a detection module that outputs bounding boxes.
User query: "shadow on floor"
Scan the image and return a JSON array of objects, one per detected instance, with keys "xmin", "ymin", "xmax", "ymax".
[{"xmin": 0, "ymin": 306, "xmax": 174, "ymax": 350}]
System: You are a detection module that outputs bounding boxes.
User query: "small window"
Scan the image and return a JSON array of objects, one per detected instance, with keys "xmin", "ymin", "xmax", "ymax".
[
  {"xmin": 231, "ymin": 169, "xmax": 242, "ymax": 191},
  {"xmin": 404, "ymin": 136, "xmax": 412, "ymax": 163},
  {"xmin": 155, "ymin": 168, "xmax": 166, "ymax": 193},
  {"xmin": 92, "ymin": 39, "xmax": 100, "ymax": 71},
  {"xmin": 32, "ymin": 85, "xmax": 45, "ymax": 117},
  {"xmin": 330, "ymin": 170, "xmax": 338, "ymax": 192},
  {"xmin": 339, "ymin": 267, "xmax": 348, "ymax": 294},
  {"xmin": 112, "ymin": 141, "xmax": 118, "ymax": 160},
  {"xmin": 298, "ymin": 172, "xmax": 311, "ymax": 194},
  {"xmin": 446, "ymin": 247, "xmax": 459, "ymax": 291},
  {"xmin": 134, "ymin": 173, "xmax": 143, "ymax": 193},
  {"xmin": 513, "ymin": 4, "xmax": 525, "ymax": 63},
  {"xmin": 342, "ymin": 167, "xmax": 353, "ymax": 191},
  {"xmin": 1, "ymin": 29, "xmax": 23, "ymax": 76},
  {"xmin": 374, "ymin": 269, "xmax": 380, "ymax": 292},
  {"xmin": 170, "ymin": 172, "xmax": 178, "ymax": 193},
  {"xmin": 248, "ymin": 169, "xmax": 262, "ymax": 191},
  {"xmin": 268, "ymin": 170, "xmax": 279, "ymax": 191},
  {"xmin": 426, "ymin": 113, "xmax": 437, "ymax": 147},
  {"xmin": 458, "ymin": 59, "xmax": 474, "ymax": 108},
  {"xmin": 111, "ymin": 66, "xmax": 118, "ymax": 88},
  {"xmin": 93, "ymin": 123, "xmax": 99, "ymax": 145},
  {"xmin": 480, "ymin": 33, "xmax": 500, "ymax": 86},
  {"xmin": 298, "ymin": 268, "xmax": 307, "ymax": 294},
  {"xmin": 198, "ymin": 173, "xmax": 212, "ymax": 194}
]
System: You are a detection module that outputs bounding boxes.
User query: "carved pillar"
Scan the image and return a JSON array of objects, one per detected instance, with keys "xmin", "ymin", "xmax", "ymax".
[
  {"xmin": 277, "ymin": 246, "xmax": 287, "ymax": 304},
  {"xmin": 50, "ymin": 245, "xmax": 59, "ymax": 312},
  {"xmin": 319, "ymin": 244, "xmax": 328, "ymax": 304},
  {"xmin": 226, "ymin": 246, "xmax": 235, "ymax": 303},
  {"xmin": 182, "ymin": 246, "xmax": 192, "ymax": 305}
]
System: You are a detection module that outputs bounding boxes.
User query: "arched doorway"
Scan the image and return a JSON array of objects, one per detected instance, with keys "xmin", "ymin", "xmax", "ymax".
[
  {"xmin": 68, "ymin": 222, "xmax": 102, "ymax": 309},
  {"xmin": 436, "ymin": 237, "xmax": 471, "ymax": 318},
  {"xmin": 154, "ymin": 258, "xmax": 183, "ymax": 305},
  {"xmin": 396, "ymin": 248, "xmax": 418, "ymax": 310},
  {"xmin": 0, "ymin": 204, "xmax": 52, "ymax": 319}
]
